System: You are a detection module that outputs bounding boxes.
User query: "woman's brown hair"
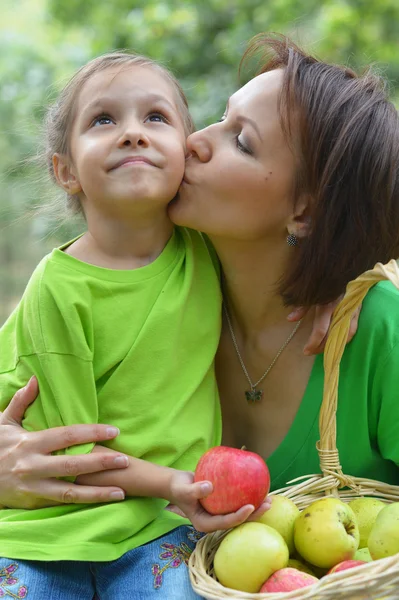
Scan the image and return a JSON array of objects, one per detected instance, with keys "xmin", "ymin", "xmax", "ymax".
[{"xmin": 243, "ymin": 34, "xmax": 399, "ymax": 307}]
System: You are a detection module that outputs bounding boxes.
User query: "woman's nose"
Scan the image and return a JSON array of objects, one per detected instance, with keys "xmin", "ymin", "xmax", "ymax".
[{"xmin": 186, "ymin": 128, "xmax": 212, "ymax": 163}]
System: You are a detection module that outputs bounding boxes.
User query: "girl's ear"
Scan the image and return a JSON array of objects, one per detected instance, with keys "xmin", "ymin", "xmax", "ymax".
[
  {"xmin": 287, "ymin": 193, "xmax": 312, "ymax": 240},
  {"xmin": 52, "ymin": 153, "xmax": 82, "ymax": 195}
]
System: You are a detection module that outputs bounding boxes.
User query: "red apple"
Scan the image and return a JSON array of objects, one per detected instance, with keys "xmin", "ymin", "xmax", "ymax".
[
  {"xmin": 260, "ymin": 568, "xmax": 318, "ymax": 592},
  {"xmin": 327, "ymin": 560, "xmax": 367, "ymax": 575},
  {"xmin": 194, "ymin": 446, "xmax": 270, "ymax": 515}
]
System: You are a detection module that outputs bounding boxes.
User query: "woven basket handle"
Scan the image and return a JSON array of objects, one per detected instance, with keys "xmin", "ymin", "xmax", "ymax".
[{"xmin": 316, "ymin": 259, "xmax": 399, "ymax": 492}]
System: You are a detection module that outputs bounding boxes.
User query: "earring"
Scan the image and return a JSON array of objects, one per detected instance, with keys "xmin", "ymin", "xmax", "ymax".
[{"xmin": 286, "ymin": 233, "xmax": 298, "ymax": 246}]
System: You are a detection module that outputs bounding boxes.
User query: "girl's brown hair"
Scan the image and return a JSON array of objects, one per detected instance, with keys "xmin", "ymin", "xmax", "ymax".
[
  {"xmin": 243, "ymin": 34, "xmax": 399, "ymax": 307},
  {"xmin": 45, "ymin": 52, "xmax": 195, "ymax": 214}
]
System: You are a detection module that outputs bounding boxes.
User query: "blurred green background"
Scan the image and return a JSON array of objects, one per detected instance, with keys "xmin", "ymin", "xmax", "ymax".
[{"xmin": 1, "ymin": 0, "xmax": 399, "ymax": 324}]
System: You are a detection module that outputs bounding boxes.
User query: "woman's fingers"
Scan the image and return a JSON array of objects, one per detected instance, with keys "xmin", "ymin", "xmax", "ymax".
[
  {"xmin": 29, "ymin": 452, "xmax": 129, "ymax": 479},
  {"xmin": 347, "ymin": 304, "xmax": 361, "ymax": 342},
  {"xmin": 303, "ymin": 299, "xmax": 360, "ymax": 355},
  {"xmin": 303, "ymin": 303, "xmax": 334, "ymax": 355},
  {"xmin": 26, "ymin": 480, "xmax": 125, "ymax": 506},
  {"xmin": 287, "ymin": 306, "xmax": 307, "ymax": 321},
  {"xmin": 31, "ymin": 424, "xmax": 120, "ymax": 454},
  {"xmin": 0, "ymin": 377, "xmax": 39, "ymax": 425}
]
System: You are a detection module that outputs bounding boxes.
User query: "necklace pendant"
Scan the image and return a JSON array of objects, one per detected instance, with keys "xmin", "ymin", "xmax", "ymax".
[{"xmin": 245, "ymin": 388, "xmax": 263, "ymax": 403}]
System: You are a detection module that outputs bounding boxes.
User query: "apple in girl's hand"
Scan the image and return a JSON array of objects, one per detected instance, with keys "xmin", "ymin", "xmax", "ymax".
[
  {"xmin": 257, "ymin": 494, "xmax": 299, "ymax": 554},
  {"xmin": 294, "ymin": 498, "xmax": 359, "ymax": 569},
  {"xmin": 214, "ymin": 522, "xmax": 288, "ymax": 593},
  {"xmin": 327, "ymin": 560, "xmax": 367, "ymax": 574},
  {"xmin": 194, "ymin": 446, "xmax": 270, "ymax": 515},
  {"xmin": 260, "ymin": 567, "xmax": 318, "ymax": 592}
]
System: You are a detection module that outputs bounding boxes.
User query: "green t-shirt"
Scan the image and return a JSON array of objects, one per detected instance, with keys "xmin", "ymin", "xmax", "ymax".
[
  {"xmin": 268, "ymin": 281, "xmax": 399, "ymax": 491},
  {"xmin": 0, "ymin": 227, "xmax": 222, "ymax": 561}
]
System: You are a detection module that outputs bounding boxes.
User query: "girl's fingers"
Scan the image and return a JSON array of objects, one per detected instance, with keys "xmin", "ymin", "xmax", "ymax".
[
  {"xmin": 247, "ymin": 500, "xmax": 271, "ymax": 521},
  {"xmin": 165, "ymin": 504, "xmax": 187, "ymax": 518},
  {"xmin": 196, "ymin": 504, "xmax": 255, "ymax": 533},
  {"xmin": 1, "ymin": 377, "xmax": 39, "ymax": 425},
  {"xmin": 190, "ymin": 480, "xmax": 213, "ymax": 499}
]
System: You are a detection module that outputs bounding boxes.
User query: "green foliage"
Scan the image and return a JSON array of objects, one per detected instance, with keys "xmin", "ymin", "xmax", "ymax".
[{"xmin": 1, "ymin": 0, "xmax": 399, "ymax": 323}]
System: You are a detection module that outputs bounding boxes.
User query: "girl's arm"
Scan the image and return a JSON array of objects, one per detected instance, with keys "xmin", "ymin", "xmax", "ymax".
[{"xmin": 79, "ymin": 445, "xmax": 269, "ymax": 533}]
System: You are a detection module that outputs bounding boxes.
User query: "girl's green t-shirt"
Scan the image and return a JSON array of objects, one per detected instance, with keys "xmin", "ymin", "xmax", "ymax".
[
  {"xmin": 0, "ymin": 227, "xmax": 222, "ymax": 561},
  {"xmin": 268, "ymin": 281, "xmax": 399, "ymax": 492}
]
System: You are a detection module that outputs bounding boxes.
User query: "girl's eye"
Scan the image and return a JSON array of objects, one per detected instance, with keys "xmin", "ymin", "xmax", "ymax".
[
  {"xmin": 147, "ymin": 112, "xmax": 168, "ymax": 123},
  {"xmin": 217, "ymin": 115, "xmax": 226, "ymax": 123},
  {"xmin": 92, "ymin": 114, "xmax": 114, "ymax": 127},
  {"xmin": 236, "ymin": 136, "xmax": 252, "ymax": 155}
]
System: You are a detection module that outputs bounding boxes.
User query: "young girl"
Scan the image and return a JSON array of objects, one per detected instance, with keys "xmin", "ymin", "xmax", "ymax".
[{"xmin": 0, "ymin": 53, "xmax": 262, "ymax": 599}]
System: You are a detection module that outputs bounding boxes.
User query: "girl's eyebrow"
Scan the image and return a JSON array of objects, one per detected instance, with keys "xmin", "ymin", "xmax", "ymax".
[{"xmin": 80, "ymin": 93, "xmax": 176, "ymax": 121}]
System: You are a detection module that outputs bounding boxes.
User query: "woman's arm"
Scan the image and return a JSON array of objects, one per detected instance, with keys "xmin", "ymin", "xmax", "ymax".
[{"xmin": 0, "ymin": 377, "xmax": 128, "ymax": 509}]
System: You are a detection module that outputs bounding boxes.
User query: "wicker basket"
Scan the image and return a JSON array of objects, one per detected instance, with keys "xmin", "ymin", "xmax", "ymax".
[{"xmin": 189, "ymin": 260, "xmax": 399, "ymax": 600}]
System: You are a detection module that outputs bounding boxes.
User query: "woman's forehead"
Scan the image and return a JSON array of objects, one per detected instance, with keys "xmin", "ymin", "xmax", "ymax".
[{"xmin": 231, "ymin": 69, "xmax": 284, "ymax": 108}]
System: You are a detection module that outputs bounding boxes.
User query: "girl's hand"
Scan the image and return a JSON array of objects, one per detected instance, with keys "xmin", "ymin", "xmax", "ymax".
[
  {"xmin": 0, "ymin": 377, "xmax": 128, "ymax": 509},
  {"xmin": 166, "ymin": 470, "xmax": 271, "ymax": 533},
  {"xmin": 288, "ymin": 299, "xmax": 361, "ymax": 355}
]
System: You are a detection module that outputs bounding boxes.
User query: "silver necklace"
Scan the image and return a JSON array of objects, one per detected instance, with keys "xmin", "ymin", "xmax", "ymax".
[{"xmin": 223, "ymin": 302, "xmax": 302, "ymax": 403}]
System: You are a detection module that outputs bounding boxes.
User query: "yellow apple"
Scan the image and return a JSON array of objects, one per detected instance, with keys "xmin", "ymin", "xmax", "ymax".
[
  {"xmin": 256, "ymin": 494, "xmax": 300, "ymax": 555},
  {"xmin": 294, "ymin": 497, "xmax": 359, "ymax": 569},
  {"xmin": 354, "ymin": 547, "xmax": 372, "ymax": 562},
  {"xmin": 348, "ymin": 497, "xmax": 385, "ymax": 548},
  {"xmin": 368, "ymin": 502, "xmax": 399, "ymax": 560},
  {"xmin": 214, "ymin": 522, "xmax": 289, "ymax": 593},
  {"xmin": 287, "ymin": 558, "xmax": 317, "ymax": 577}
]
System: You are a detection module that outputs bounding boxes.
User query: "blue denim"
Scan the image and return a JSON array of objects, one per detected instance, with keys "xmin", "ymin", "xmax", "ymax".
[{"xmin": 0, "ymin": 525, "xmax": 204, "ymax": 599}]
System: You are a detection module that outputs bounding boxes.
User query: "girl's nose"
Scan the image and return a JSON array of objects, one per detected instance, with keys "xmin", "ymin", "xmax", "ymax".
[
  {"xmin": 186, "ymin": 128, "xmax": 212, "ymax": 163},
  {"xmin": 119, "ymin": 122, "xmax": 150, "ymax": 148}
]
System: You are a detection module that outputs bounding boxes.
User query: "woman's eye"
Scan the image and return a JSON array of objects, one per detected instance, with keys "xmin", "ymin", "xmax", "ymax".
[
  {"xmin": 92, "ymin": 114, "xmax": 114, "ymax": 127},
  {"xmin": 147, "ymin": 112, "xmax": 168, "ymax": 123},
  {"xmin": 217, "ymin": 115, "xmax": 226, "ymax": 123},
  {"xmin": 236, "ymin": 136, "xmax": 252, "ymax": 155}
]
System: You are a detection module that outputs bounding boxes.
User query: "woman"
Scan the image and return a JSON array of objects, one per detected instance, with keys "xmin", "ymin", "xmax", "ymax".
[{"xmin": 1, "ymin": 34, "xmax": 398, "ymax": 509}]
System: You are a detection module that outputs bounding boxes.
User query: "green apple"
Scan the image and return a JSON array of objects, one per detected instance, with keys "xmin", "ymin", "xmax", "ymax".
[
  {"xmin": 348, "ymin": 498, "xmax": 385, "ymax": 548},
  {"xmin": 214, "ymin": 522, "xmax": 289, "ymax": 593},
  {"xmin": 287, "ymin": 558, "xmax": 317, "ymax": 577},
  {"xmin": 354, "ymin": 547, "xmax": 372, "ymax": 562},
  {"xmin": 294, "ymin": 497, "xmax": 359, "ymax": 569},
  {"xmin": 368, "ymin": 502, "xmax": 399, "ymax": 560},
  {"xmin": 256, "ymin": 494, "xmax": 300, "ymax": 555}
]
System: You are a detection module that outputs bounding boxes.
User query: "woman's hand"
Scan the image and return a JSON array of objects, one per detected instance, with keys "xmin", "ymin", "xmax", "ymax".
[
  {"xmin": 166, "ymin": 470, "xmax": 271, "ymax": 533},
  {"xmin": 0, "ymin": 377, "xmax": 128, "ymax": 509},
  {"xmin": 288, "ymin": 299, "xmax": 362, "ymax": 355}
]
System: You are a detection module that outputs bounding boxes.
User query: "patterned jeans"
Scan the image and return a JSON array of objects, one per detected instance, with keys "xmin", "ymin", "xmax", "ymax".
[{"xmin": 0, "ymin": 525, "xmax": 204, "ymax": 599}]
